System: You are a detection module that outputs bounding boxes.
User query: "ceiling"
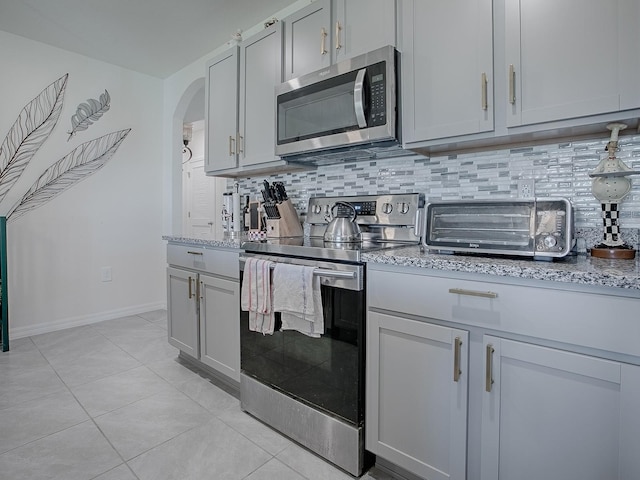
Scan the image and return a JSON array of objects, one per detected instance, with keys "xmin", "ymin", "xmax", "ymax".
[{"xmin": 0, "ymin": 0, "xmax": 296, "ymax": 78}]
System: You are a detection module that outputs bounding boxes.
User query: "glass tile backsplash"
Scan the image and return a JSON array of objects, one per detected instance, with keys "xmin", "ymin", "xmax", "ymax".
[{"xmin": 231, "ymin": 134, "xmax": 640, "ymax": 244}]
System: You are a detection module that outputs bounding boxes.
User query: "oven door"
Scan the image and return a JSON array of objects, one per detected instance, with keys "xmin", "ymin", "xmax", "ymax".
[
  {"xmin": 275, "ymin": 45, "xmax": 397, "ymax": 157},
  {"xmin": 239, "ymin": 254, "xmax": 365, "ymax": 426}
]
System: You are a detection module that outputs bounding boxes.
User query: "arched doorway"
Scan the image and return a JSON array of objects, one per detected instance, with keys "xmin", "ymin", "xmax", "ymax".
[{"xmin": 172, "ymin": 79, "xmax": 225, "ymax": 237}]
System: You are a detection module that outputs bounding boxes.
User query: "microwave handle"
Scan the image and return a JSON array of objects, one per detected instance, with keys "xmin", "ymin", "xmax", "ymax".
[{"xmin": 354, "ymin": 68, "xmax": 367, "ymax": 128}]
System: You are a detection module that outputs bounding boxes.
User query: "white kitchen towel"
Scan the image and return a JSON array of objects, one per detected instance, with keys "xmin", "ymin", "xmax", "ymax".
[
  {"xmin": 272, "ymin": 263, "xmax": 324, "ymax": 338},
  {"xmin": 240, "ymin": 258, "xmax": 275, "ymax": 335}
]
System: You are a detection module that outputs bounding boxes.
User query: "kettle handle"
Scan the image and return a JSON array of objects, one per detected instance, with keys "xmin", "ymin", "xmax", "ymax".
[{"xmin": 331, "ymin": 201, "xmax": 357, "ymax": 221}]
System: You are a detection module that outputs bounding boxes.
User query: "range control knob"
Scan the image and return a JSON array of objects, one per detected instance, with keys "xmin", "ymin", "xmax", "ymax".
[
  {"xmin": 399, "ymin": 202, "xmax": 410, "ymax": 214},
  {"xmin": 313, "ymin": 204, "xmax": 322, "ymax": 215},
  {"xmin": 543, "ymin": 235, "xmax": 557, "ymax": 249},
  {"xmin": 382, "ymin": 203, "xmax": 393, "ymax": 214}
]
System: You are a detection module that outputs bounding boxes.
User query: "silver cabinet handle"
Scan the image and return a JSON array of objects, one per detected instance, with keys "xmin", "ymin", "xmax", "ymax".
[
  {"xmin": 237, "ymin": 133, "xmax": 244, "ymax": 154},
  {"xmin": 335, "ymin": 21, "xmax": 342, "ymax": 50},
  {"xmin": 449, "ymin": 288, "xmax": 498, "ymax": 299},
  {"xmin": 354, "ymin": 68, "xmax": 367, "ymax": 128},
  {"xmin": 200, "ymin": 280, "xmax": 204, "ymax": 300},
  {"xmin": 508, "ymin": 64, "xmax": 516, "ymax": 105},
  {"xmin": 187, "ymin": 251, "xmax": 203, "ymax": 256},
  {"xmin": 485, "ymin": 344, "xmax": 495, "ymax": 392},
  {"xmin": 453, "ymin": 337, "xmax": 462, "ymax": 382},
  {"xmin": 481, "ymin": 72, "xmax": 488, "ymax": 111},
  {"xmin": 228, "ymin": 135, "xmax": 235, "ymax": 156},
  {"xmin": 188, "ymin": 276, "xmax": 194, "ymax": 299},
  {"xmin": 320, "ymin": 27, "xmax": 328, "ymax": 55}
]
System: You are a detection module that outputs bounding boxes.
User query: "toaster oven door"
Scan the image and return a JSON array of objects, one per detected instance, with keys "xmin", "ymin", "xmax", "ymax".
[{"xmin": 425, "ymin": 202, "xmax": 535, "ymax": 255}]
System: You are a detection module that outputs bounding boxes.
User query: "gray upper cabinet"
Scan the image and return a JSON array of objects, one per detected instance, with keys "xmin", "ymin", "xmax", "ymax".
[
  {"xmin": 284, "ymin": 0, "xmax": 397, "ymax": 81},
  {"xmin": 205, "ymin": 47, "xmax": 239, "ymax": 173},
  {"xmin": 401, "ymin": 0, "xmax": 493, "ymax": 143},
  {"xmin": 205, "ymin": 23, "xmax": 288, "ymax": 177},
  {"xmin": 503, "ymin": 0, "xmax": 625, "ymax": 127},
  {"xmin": 401, "ymin": 0, "xmax": 640, "ymax": 150},
  {"xmin": 620, "ymin": 0, "xmax": 640, "ymax": 111},
  {"xmin": 333, "ymin": 0, "xmax": 397, "ymax": 64},
  {"xmin": 283, "ymin": 0, "xmax": 332, "ymax": 80},
  {"xmin": 238, "ymin": 23, "xmax": 283, "ymax": 168}
]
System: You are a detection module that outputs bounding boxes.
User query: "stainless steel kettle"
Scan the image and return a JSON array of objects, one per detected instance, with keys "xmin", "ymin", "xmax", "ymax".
[{"xmin": 323, "ymin": 201, "xmax": 362, "ymax": 243}]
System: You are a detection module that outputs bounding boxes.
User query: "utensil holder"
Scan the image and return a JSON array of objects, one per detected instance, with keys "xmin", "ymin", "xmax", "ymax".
[{"xmin": 273, "ymin": 199, "xmax": 303, "ymax": 237}]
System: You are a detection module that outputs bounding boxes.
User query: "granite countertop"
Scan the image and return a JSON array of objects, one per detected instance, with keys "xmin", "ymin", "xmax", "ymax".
[
  {"xmin": 363, "ymin": 246, "xmax": 640, "ymax": 292},
  {"xmin": 163, "ymin": 235, "xmax": 245, "ymax": 249},
  {"xmin": 164, "ymin": 235, "xmax": 640, "ymax": 293}
]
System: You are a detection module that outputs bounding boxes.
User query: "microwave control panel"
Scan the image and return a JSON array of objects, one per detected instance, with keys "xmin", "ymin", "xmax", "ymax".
[{"xmin": 368, "ymin": 61, "xmax": 387, "ymax": 127}]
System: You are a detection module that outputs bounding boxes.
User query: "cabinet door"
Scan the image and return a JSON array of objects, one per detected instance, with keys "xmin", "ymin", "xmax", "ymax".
[
  {"xmin": 481, "ymin": 336, "xmax": 640, "ymax": 480},
  {"xmin": 504, "ymin": 0, "xmax": 620, "ymax": 127},
  {"xmin": 283, "ymin": 0, "xmax": 331, "ymax": 80},
  {"xmin": 205, "ymin": 47, "xmax": 239, "ymax": 173},
  {"xmin": 333, "ymin": 0, "xmax": 397, "ymax": 63},
  {"xmin": 198, "ymin": 273, "xmax": 240, "ymax": 382},
  {"xmin": 401, "ymin": 0, "xmax": 493, "ymax": 143},
  {"xmin": 366, "ymin": 311, "xmax": 468, "ymax": 480},
  {"xmin": 238, "ymin": 23, "xmax": 283, "ymax": 168},
  {"xmin": 619, "ymin": 0, "xmax": 640, "ymax": 110},
  {"xmin": 167, "ymin": 267, "xmax": 199, "ymax": 358}
]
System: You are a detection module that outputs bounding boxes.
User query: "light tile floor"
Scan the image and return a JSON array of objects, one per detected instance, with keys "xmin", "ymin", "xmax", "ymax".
[{"xmin": 0, "ymin": 310, "xmax": 396, "ymax": 480}]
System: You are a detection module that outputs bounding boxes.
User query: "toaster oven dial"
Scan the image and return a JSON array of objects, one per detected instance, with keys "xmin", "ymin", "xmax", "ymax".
[
  {"xmin": 542, "ymin": 235, "xmax": 557, "ymax": 249},
  {"xmin": 382, "ymin": 203, "xmax": 393, "ymax": 214}
]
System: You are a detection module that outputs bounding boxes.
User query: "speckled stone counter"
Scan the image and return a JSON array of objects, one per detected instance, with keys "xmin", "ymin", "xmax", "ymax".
[
  {"xmin": 363, "ymin": 246, "xmax": 640, "ymax": 293},
  {"xmin": 164, "ymin": 235, "xmax": 640, "ymax": 294},
  {"xmin": 163, "ymin": 235, "xmax": 245, "ymax": 249}
]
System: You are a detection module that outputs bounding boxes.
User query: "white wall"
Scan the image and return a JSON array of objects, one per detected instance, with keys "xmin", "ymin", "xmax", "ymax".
[{"xmin": 0, "ymin": 31, "xmax": 166, "ymax": 338}]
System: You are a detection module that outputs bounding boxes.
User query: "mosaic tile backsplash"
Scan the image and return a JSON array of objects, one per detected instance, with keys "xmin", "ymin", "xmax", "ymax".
[{"xmin": 232, "ymin": 133, "xmax": 640, "ymax": 248}]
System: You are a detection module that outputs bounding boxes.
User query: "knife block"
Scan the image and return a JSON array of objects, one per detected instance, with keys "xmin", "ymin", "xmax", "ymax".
[{"xmin": 266, "ymin": 199, "xmax": 303, "ymax": 237}]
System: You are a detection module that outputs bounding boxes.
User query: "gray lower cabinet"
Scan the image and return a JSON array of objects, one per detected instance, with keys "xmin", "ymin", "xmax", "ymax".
[
  {"xmin": 367, "ymin": 264, "xmax": 640, "ymax": 479},
  {"xmin": 166, "ymin": 244, "xmax": 240, "ymax": 383},
  {"xmin": 481, "ymin": 336, "xmax": 640, "ymax": 480},
  {"xmin": 198, "ymin": 273, "xmax": 239, "ymax": 380},
  {"xmin": 366, "ymin": 311, "xmax": 469, "ymax": 480},
  {"xmin": 167, "ymin": 266, "xmax": 199, "ymax": 358}
]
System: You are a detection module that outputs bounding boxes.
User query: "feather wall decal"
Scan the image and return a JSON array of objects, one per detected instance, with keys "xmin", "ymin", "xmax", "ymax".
[
  {"xmin": 67, "ymin": 90, "xmax": 111, "ymax": 141},
  {"xmin": 7, "ymin": 128, "xmax": 131, "ymax": 221},
  {"xmin": 0, "ymin": 73, "xmax": 69, "ymax": 204}
]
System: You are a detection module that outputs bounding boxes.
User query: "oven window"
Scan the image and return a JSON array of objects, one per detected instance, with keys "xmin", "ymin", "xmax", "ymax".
[{"xmin": 240, "ymin": 281, "xmax": 365, "ymax": 426}]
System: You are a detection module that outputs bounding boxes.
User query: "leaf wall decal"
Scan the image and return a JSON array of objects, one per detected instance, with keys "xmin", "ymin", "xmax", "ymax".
[
  {"xmin": 67, "ymin": 89, "xmax": 111, "ymax": 141},
  {"xmin": 7, "ymin": 128, "xmax": 131, "ymax": 221},
  {"xmin": 0, "ymin": 73, "xmax": 69, "ymax": 204}
]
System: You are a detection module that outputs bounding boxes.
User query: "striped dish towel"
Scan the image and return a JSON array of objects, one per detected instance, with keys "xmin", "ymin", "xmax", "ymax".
[{"xmin": 241, "ymin": 258, "xmax": 275, "ymax": 335}]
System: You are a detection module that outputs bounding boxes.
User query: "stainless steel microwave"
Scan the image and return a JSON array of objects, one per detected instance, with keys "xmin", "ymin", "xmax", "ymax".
[
  {"xmin": 275, "ymin": 45, "xmax": 399, "ymax": 158},
  {"xmin": 424, "ymin": 198, "xmax": 575, "ymax": 259}
]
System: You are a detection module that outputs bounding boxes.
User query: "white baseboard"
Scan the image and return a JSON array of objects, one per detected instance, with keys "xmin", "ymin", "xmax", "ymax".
[{"xmin": 9, "ymin": 302, "xmax": 167, "ymax": 339}]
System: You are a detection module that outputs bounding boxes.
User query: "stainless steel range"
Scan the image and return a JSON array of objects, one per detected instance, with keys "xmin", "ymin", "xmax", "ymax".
[{"xmin": 239, "ymin": 193, "xmax": 424, "ymax": 476}]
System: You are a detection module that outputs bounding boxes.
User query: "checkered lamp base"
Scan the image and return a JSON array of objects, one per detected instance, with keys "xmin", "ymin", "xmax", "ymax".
[{"xmin": 600, "ymin": 202, "xmax": 623, "ymax": 246}]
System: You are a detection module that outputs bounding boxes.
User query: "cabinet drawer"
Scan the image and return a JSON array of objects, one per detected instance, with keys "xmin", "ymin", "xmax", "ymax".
[
  {"xmin": 167, "ymin": 244, "xmax": 239, "ymax": 279},
  {"xmin": 368, "ymin": 266, "xmax": 640, "ymax": 357}
]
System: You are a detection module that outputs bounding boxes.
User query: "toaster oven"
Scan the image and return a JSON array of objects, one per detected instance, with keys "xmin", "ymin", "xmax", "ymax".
[{"xmin": 424, "ymin": 198, "xmax": 575, "ymax": 259}]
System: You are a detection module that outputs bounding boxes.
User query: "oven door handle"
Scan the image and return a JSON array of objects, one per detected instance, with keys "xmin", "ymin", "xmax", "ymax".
[
  {"xmin": 239, "ymin": 258, "xmax": 356, "ymax": 279},
  {"xmin": 312, "ymin": 268, "xmax": 356, "ymax": 279}
]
